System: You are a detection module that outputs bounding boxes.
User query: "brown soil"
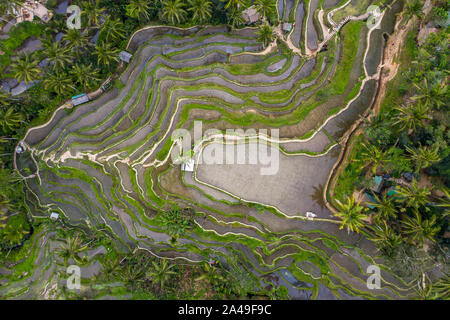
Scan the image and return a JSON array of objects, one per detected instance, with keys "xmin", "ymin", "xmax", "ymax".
[{"xmin": 324, "ymin": 12, "xmax": 416, "ymax": 215}]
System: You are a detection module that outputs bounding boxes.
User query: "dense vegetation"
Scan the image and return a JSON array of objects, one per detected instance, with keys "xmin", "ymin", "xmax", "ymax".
[
  {"xmin": 0, "ymin": 0, "xmax": 448, "ymax": 299},
  {"xmin": 53, "ymin": 219, "xmax": 273, "ymax": 300},
  {"xmin": 334, "ymin": 0, "xmax": 449, "ymax": 298},
  {"xmin": 0, "ymin": 0, "xmax": 281, "ymax": 299}
]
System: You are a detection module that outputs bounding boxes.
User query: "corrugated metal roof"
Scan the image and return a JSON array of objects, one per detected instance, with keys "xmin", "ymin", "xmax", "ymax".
[
  {"xmin": 119, "ymin": 51, "xmax": 133, "ymax": 63},
  {"xmin": 72, "ymin": 94, "xmax": 89, "ymax": 106}
]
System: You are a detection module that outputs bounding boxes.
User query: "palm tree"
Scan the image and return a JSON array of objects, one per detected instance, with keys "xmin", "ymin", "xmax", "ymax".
[
  {"xmin": 256, "ymin": 24, "xmax": 274, "ymax": 48},
  {"xmin": 368, "ymin": 221, "xmax": 402, "ymax": 253},
  {"xmin": 70, "ymin": 64, "xmax": 100, "ymax": 91},
  {"xmin": 402, "ymin": 210, "xmax": 440, "ymax": 245},
  {"xmin": 0, "ymin": 215, "xmax": 6, "ymax": 229},
  {"xmin": 435, "ymin": 186, "xmax": 450, "ymax": 211},
  {"xmin": 146, "ymin": 258, "xmax": 177, "ymax": 291},
  {"xmin": 355, "ymin": 142, "xmax": 393, "ymax": 174},
  {"xmin": 55, "ymin": 234, "xmax": 89, "ymax": 266},
  {"xmin": 411, "ymin": 78, "xmax": 447, "ymax": 110},
  {"xmin": 7, "ymin": 169, "xmax": 27, "ymax": 183},
  {"xmin": 126, "ymin": 0, "xmax": 150, "ymax": 22},
  {"xmin": 229, "ymin": 8, "xmax": 245, "ymax": 28},
  {"xmin": 101, "ymin": 258, "xmax": 121, "ymax": 280},
  {"xmin": 63, "ymin": 29, "xmax": 90, "ymax": 55},
  {"xmin": 81, "ymin": 0, "xmax": 106, "ymax": 27},
  {"xmin": 195, "ymin": 262, "xmax": 225, "ymax": 286},
  {"xmin": 0, "ymin": 196, "xmax": 9, "ymax": 228},
  {"xmin": 403, "ymin": 0, "xmax": 424, "ymax": 21},
  {"xmin": 432, "ymin": 273, "xmax": 450, "ymax": 299},
  {"xmin": 335, "ymin": 195, "xmax": 368, "ymax": 234},
  {"xmin": 255, "ymin": 0, "xmax": 276, "ymax": 22},
  {"xmin": 43, "ymin": 13, "xmax": 68, "ymax": 34},
  {"xmin": 44, "ymin": 41, "xmax": 73, "ymax": 71},
  {"xmin": 0, "ymin": 91, "xmax": 11, "ymax": 109},
  {"xmin": 161, "ymin": 0, "xmax": 187, "ymax": 25},
  {"xmin": 44, "ymin": 72, "xmax": 75, "ymax": 95},
  {"xmin": 158, "ymin": 207, "xmax": 194, "ymax": 240},
  {"xmin": 119, "ymin": 263, "xmax": 146, "ymax": 288},
  {"xmin": 368, "ymin": 193, "xmax": 398, "ymax": 222},
  {"xmin": 2, "ymin": 223, "xmax": 29, "ymax": 246},
  {"xmin": 93, "ymin": 42, "xmax": 120, "ymax": 67},
  {"xmin": 392, "ymin": 103, "xmax": 431, "ymax": 134},
  {"xmin": 188, "ymin": 0, "xmax": 212, "ymax": 24},
  {"xmin": 406, "ymin": 144, "xmax": 441, "ymax": 174},
  {"xmin": 396, "ymin": 179, "xmax": 431, "ymax": 210},
  {"xmin": 100, "ymin": 17, "xmax": 125, "ymax": 43},
  {"xmin": 11, "ymin": 53, "xmax": 41, "ymax": 85},
  {"xmin": 0, "ymin": 107, "xmax": 25, "ymax": 132},
  {"xmin": 224, "ymin": 0, "xmax": 246, "ymax": 10},
  {"xmin": 415, "ymin": 275, "xmax": 436, "ymax": 300},
  {"xmin": 0, "ymin": 0, "xmax": 23, "ymax": 18}
]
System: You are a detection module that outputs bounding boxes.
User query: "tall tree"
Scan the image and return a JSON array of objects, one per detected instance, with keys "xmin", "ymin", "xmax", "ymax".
[
  {"xmin": 256, "ymin": 24, "xmax": 274, "ymax": 47},
  {"xmin": 0, "ymin": 107, "xmax": 25, "ymax": 132},
  {"xmin": 44, "ymin": 72, "xmax": 75, "ymax": 95},
  {"xmin": 101, "ymin": 257, "xmax": 121, "ymax": 280},
  {"xmin": 229, "ymin": 8, "xmax": 245, "ymax": 28},
  {"xmin": 402, "ymin": 210, "xmax": 440, "ymax": 245},
  {"xmin": 368, "ymin": 220, "xmax": 402, "ymax": 254},
  {"xmin": 161, "ymin": 0, "xmax": 187, "ymax": 25},
  {"xmin": 432, "ymin": 273, "xmax": 450, "ymax": 299},
  {"xmin": 63, "ymin": 29, "xmax": 90, "ymax": 55},
  {"xmin": 406, "ymin": 144, "xmax": 441, "ymax": 174},
  {"xmin": 187, "ymin": 0, "xmax": 212, "ymax": 24},
  {"xmin": 435, "ymin": 186, "xmax": 450, "ymax": 212},
  {"xmin": 393, "ymin": 103, "xmax": 431, "ymax": 134},
  {"xmin": 44, "ymin": 41, "xmax": 73, "ymax": 71},
  {"xmin": 335, "ymin": 195, "xmax": 368, "ymax": 234},
  {"xmin": 146, "ymin": 258, "xmax": 176, "ymax": 291},
  {"xmin": 11, "ymin": 53, "xmax": 41, "ymax": 85},
  {"xmin": 0, "ymin": 196, "xmax": 8, "ymax": 228},
  {"xmin": 255, "ymin": 0, "xmax": 276, "ymax": 22},
  {"xmin": 126, "ymin": 0, "xmax": 150, "ymax": 22},
  {"xmin": 0, "ymin": 91, "xmax": 11, "ymax": 109},
  {"xmin": 368, "ymin": 193, "xmax": 398, "ymax": 222},
  {"xmin": 55, "ymin": 234, "xmax": 89, "ymax": 266},
  {"xmin": 411, "ymin": 78, "xmax": 448, "ymax": 110},
  {"xmin": 93, "ymin": 42, "xmax": 120, "ymax": 67},
  {"xmin": 157, "ymin": 207, "xmax": 194, "ymax": 240},
  {"xmin": 100, "ymin": 17, "xmax": 126, "ymax": 43},
  {"xmin": 356, "ymin": 142, "xmax": 394, "ymax": 174},
  {"xmin": 0, "ymin": 0, "xmax": 23, "ymax": 18},
  {"xmin": 403, "ymin": 0, "xmax": 424, "ymax": 21},
  {"xmin": 224, "ymin": 0, "xmax": 246, "ymax": 11},
  {"xmin": 81, "ymin": 0, "xmax": 106, "ymax": 27},
  {"xmin": 2, "ymin": 223, "xmax": 29, "ymax": 246},
  {"xmin": 70, "ymin": 64, "xmax": 100, "ymax": 91},
  {"xmin": 396, "ymin": 179, "xmax": 431, "ymax": 211},
  {"xmin": 195, "ymin": 262, "xmax": 225, "ymax": 286},
  {"xmin": 120, "ymin": 263, "xmax": 146, "ymax": 289}
]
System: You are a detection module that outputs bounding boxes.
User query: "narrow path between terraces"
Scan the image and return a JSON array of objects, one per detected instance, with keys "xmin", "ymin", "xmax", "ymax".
[
  {"xmin": 274, "ymin": 5, "xmax": 379, "ymax": 58},
  {"xmin": 323, "ymin": 7, "xmax": 422, "ymax": 215}
]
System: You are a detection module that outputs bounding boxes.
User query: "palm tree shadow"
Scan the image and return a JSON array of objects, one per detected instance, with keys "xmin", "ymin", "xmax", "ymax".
[
  {"xmin": 310, "ymin": 184, "xmax": 326, "ymax": 209},
  {"xmin": 335, "ymin": 118, "xmax": 353, "ymax": 137}
]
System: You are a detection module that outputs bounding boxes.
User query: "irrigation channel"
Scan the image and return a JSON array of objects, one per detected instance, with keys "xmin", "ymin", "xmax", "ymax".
[{"xmin": 1, "ymin": 0, "xmax": 418, "ymax": 299}]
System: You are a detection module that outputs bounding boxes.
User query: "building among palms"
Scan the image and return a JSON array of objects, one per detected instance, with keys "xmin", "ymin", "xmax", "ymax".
[
  {"xmin": 119, "ymin": 51, "xmax": 133, "ymax": 64},
  {"xmin": 242, "ymin": 6, "xmax": 261, "ymax": 24},
  {"xmin": 12, "ymin": 0, "xmax": 53, "ymax": 24},
  {"xmin": 71, "ymin": 93, "xmax": 90, "ymax": 107},
  {"xmin": 282, "ymin": 22, "xmax": 293, "ymax": 33}
]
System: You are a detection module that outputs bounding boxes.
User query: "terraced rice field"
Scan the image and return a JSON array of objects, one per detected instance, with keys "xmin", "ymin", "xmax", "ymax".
[{"xmin": 1, "ymin": 0, "xmax": 417, "ymax": 299}]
